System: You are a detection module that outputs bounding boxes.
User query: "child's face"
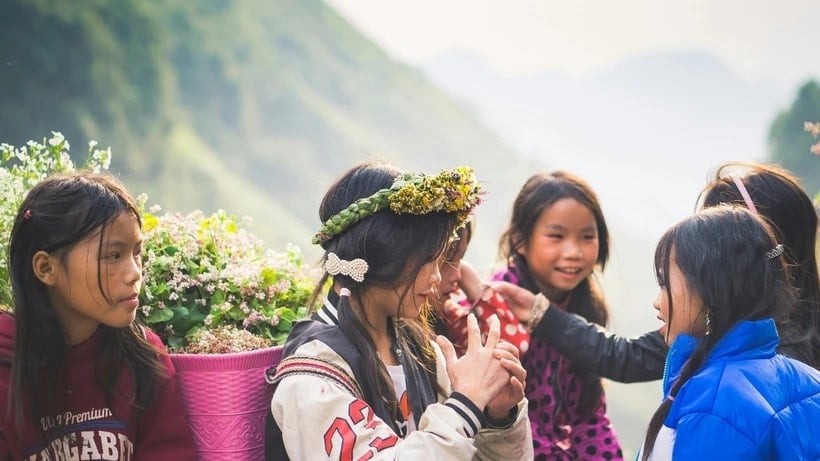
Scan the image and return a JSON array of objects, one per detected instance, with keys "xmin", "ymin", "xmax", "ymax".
[
  {"xmin": 653, "ymin": 251, "xmax": 706, "ymax": 345},
  {"xmin": 438, "ymin": 236, "xmax": 469, "ymax": 301},
  {"xmin": 517, "ymin": 197, "xmax": 599, "ymax": 301},
  {"xmin": 365, "ymin": 258, "xmax": 442, "ymax": 320},
  {"xmin": 46, "ymin": 212, "xmax": 144, "ymax": 344}
]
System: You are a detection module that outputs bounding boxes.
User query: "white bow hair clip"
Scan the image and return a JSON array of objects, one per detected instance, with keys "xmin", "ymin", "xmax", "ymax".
[{"xmin": 325, "ymin": 252, "xmax": 369, "ymax": 282}]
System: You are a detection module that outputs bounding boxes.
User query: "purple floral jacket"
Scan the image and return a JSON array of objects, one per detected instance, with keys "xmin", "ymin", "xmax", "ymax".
[{"xmin": 492, "ymin": 267, "xmax": 624, "ymax": 460}]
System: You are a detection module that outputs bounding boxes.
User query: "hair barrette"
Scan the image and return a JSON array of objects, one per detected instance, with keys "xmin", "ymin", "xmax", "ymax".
[
  {"xmin": 766, "ymin": 244, "xmax": 784, "ymax": 260},
  {"xmin": 325, "ymin": 252, "xmax": 369, "ymax": 282}
]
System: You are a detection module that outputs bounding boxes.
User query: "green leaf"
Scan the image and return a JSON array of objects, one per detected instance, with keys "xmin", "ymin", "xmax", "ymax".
[{"xmin": 146, "ymin": 307, "xmax": 174, "ymax": 323}]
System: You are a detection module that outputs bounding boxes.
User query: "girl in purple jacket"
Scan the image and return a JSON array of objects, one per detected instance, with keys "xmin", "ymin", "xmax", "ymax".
[{"xmin": 494, "ymin": 171, "xmax": 623, "ymax": 460}]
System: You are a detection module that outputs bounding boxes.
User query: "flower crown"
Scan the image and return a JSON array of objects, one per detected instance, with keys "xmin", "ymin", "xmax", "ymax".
[{"xmin": 312, "ymin": 166, "xmax": 483, "ymax": 245}]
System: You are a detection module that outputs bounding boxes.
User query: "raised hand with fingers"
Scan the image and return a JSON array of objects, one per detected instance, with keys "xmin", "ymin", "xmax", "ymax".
[
  {"xmin": 486, "ymin": 340, "xmax": 526, "ymax": 423},
  {"xmin": 436, "ymin": 314, "xmax": 511, "ymax": 410}
]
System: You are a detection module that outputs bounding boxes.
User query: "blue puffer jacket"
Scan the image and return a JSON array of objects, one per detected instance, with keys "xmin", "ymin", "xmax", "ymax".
[{"xmin": 652, "ymin": 318, "xmax": 820, "ymax": 460}]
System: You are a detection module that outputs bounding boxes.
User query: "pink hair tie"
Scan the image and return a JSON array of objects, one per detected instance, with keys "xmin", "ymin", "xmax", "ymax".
[
  {"xmin": 23, "ymin": 209, "xmax": 33, "ymax": 220},
  {"xmin": 339, "ymin": 287, "xmax": 352, "ymax": 297},
  {"xmin": 731, "ymin": 175, "xmax": 758, "ymax": 215}
]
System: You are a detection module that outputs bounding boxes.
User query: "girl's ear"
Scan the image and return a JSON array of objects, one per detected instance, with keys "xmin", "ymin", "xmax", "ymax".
[
  {"xmin": 513, "ymin": 232, "xmax": 527, "ymax": 256},
  {"xmin": 32, "ymin": 251, "xmax": 59, "ymax": 286}
]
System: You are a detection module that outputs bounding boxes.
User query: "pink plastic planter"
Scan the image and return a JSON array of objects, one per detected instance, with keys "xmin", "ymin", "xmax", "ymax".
[{"xmin": 171, "ymin": 346, "xmax": 284, "ymax": 460}]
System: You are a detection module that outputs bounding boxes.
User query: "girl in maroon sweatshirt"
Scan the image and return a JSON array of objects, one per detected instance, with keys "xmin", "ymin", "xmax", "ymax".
[{"xmin": 0, "ymin": 172, "xmax": 196, "ymax": 460}]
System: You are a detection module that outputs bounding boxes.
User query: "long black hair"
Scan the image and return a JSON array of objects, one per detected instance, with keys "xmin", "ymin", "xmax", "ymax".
[
  {"xmin": 311, "ymin": 162, "xmax": 458, "ymax": 424},
  {"xmin": 6, "ymin": 172, "xmax": 166, "ymax": 439},
  {"xmin": 641, "ymin": 205, "xmax": 796, "ymax": 459},
  {"xmin": 499, "ymin": 170, "xmax": 611, "ymax": 417},
  {"xmin": 699, "ymin": 162, "xmax": 819, "ymax": 369}
]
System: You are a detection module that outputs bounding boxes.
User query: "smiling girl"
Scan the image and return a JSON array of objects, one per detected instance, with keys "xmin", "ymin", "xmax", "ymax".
[
  {"xmin": 494, "ymin": 171, "xmax": 623, "ymax": 460},
  {"xmin": 0, "ymin": 172, "xmax": 196, "ymax": 460}
]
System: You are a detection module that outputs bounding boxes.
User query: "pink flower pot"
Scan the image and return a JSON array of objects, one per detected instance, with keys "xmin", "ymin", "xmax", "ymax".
[{"xmin": 171, "ymin": 346, "xmax": 284, "ymax": 460}]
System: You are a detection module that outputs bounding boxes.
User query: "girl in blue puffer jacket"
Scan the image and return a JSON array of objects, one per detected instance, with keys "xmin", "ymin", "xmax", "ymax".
[{"xmin": 639, "ymin": 205, "xmax": 820, "ymax": 460}]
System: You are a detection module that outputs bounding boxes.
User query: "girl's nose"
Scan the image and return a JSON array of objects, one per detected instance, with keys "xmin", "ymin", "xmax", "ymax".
[
  {"xmin": 431, "ymin": 264, "xmax": 442, "ymax": 284},
  {"xmin": 563, "ymin": 241, "xmax": 582, "ymax": 258},
  {"xmin": 126, "ymin": 256, "xmax": 143, "ymax": 285}
]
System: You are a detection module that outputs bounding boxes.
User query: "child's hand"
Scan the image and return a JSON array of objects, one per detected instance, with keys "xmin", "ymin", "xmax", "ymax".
[
  {"xmin": 436, "ymin": 314, "xmax": 510, "ymax": 409},
  {"xmin": 485, "ymin": 340, "xmax": 526, "ymax": 420},
  {"xmin": 485, "ymin": 281, "xmax": 543, "ymax": 323}
]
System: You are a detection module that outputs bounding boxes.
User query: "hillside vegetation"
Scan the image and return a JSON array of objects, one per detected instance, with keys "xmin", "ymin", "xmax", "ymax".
[{"xmin": 0, "ymin": 0, "xmax": 532, "ymax": 265}]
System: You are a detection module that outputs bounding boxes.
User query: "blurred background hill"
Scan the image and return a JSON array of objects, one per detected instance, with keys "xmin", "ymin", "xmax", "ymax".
[
  {"xmin": 0, "ymin": 0, "xmax": 534, "ymax": 268},
  {"xmin": 2, "ymin": 0, "xmax": 819, "ymax": 456}
]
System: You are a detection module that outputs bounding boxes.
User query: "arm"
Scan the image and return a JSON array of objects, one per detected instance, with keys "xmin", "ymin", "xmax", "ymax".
[
  {"xmin": 474, "ymin": 338, "xmax": 532, "ymax": 460},
  {"xmin": 272, "ymin": 370, "xmax": 486, "ymax": 460},
  {"xmin": 474, "ymin": 398, "xmax": 532, "ymax": 460},
  {"xmin": 532, "ymin": 307, "xmax": 666, "ymax": 383},
  {"xmin": 135, "ymin": 332, "xmax": 198, "ymax": 461},
  {"xmin": 670, "ymin": 412, "xmax": 762, "ymax": 460},
  {"xmin": 487, "ymin": 281, "xmax": 667, "ymax": 383}
]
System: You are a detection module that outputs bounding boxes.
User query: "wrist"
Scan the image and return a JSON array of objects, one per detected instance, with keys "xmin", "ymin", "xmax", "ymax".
[
  {"xmin": 484, "ymin": 406, "xmax": 518, "ymax": 429},
  {"xmin": 527, "ymin": 293, "xmax": 549, "ymax": 332}
]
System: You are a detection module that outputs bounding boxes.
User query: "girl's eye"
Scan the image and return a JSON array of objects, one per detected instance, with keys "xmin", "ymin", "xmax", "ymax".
[
  {"xmin": 107, "ymin": 252, "xmax": 122, "ymax": 261},
  {"xmin": 548, "ymin": 234, "xmax": 563, "ymax": 240}
]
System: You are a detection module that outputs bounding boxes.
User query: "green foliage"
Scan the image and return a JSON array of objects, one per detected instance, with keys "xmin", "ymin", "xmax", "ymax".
[
  {"xmin": 1, "ymin": 134, "xmax": 316, "ymax": 352},
  {"xmin": 0, "ymin": 0, "xmax": 529, "ymax": 266},
  {"xmin": 138, "ymin": 207, "xmax": 318, "ymax": 353},
  {"xmin": 0, "ymin": 133, "xmax": 111, "ymax": 307},
  {"xmin": 768, "ymin": 81, "xmax": 820, "ymax": 193}
]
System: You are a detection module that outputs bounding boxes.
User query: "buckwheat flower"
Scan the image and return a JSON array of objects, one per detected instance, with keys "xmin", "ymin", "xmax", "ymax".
[{"xmin": 204, "ymin": 314, "xmax": 214, "ymax": 326}]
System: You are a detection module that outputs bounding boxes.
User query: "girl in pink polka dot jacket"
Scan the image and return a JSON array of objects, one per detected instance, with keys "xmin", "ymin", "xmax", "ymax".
[{"xmin": 492, "ymin": 171, "xmax": 623, "ymax": 461}]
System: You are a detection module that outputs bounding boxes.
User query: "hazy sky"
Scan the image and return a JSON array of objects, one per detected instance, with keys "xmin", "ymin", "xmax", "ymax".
[{"xmin": 326, "ymin": 0, "xmax": 820, "ymax": 88}]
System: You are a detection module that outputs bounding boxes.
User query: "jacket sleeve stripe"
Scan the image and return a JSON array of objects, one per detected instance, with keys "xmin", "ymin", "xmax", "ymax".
[{"xmin": 444, "ymin": 392, "xmax": 486, "ymax": 437}]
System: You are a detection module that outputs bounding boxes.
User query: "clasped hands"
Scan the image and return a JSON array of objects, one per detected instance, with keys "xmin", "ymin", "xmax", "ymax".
[{"xmin": 436, "ymin": 313, "xmax": 526, "ymax": 422}]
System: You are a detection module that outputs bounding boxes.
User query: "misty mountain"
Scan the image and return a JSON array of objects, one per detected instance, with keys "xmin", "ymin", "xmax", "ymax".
[
  {"xmin": 422, "ymin": 50, "xmax": 792, "ymax": 239},
  {"xmin": 0, "ymin": 0, "xmax": 533, "ymax": 267}
]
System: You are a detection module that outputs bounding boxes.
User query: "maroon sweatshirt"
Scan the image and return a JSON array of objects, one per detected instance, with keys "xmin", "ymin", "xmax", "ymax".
[{"xmin": 0, "ymin": 313, "xmax": 197, "ymax": 460}]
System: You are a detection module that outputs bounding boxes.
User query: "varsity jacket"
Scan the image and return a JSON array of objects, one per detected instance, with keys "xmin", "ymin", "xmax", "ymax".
[
  {"xmin": 643, "ymin": 318, "xmax": 820, "ymax": 460},
  {"xmin": 269, "ymin": 295, "xmax": 533, "ymax": 460},
  {"xmin": 0, "ymin": 312, "xmax": 197, "ymax": 460}
]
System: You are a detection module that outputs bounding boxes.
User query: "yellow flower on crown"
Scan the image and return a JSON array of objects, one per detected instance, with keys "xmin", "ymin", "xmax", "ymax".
[{"xmin": 312, "ymin": 166, "xmax": 483, "ymax": 245}]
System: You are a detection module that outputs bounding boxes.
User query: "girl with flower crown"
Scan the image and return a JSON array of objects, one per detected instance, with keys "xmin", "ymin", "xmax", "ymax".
[{"xmin": 266, "ymin": 162, "xmax": 532, "ymax": 460}]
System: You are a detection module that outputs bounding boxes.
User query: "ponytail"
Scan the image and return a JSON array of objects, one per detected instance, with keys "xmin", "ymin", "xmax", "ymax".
[{"xmin": 641, "ymin": 334, "xmax": 718, "ymax": 459}]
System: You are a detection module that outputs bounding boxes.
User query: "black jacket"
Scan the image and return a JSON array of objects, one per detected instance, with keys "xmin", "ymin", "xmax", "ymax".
[{"xmin": 531, "ymin": 306, "xmax": 667, "ymax": 383}]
